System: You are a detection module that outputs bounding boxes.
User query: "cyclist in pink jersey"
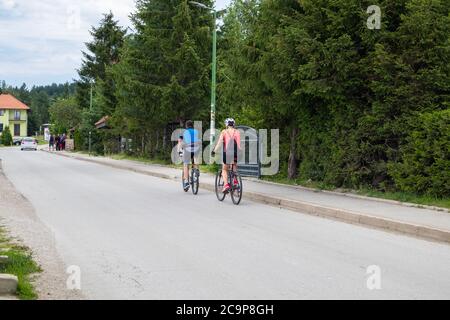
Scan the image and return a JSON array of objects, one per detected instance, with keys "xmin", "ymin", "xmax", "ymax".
[{"xmin": 213, "ymin": 118, "xmax": 241, "ymax": 193}]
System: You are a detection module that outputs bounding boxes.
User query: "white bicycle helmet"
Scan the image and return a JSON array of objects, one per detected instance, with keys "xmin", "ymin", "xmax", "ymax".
[{"xmin": 224, "ymin": 118, "xmax": 235, "ymax": 127}]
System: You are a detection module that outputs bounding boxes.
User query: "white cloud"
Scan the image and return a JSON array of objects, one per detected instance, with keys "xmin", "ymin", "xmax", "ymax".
[
  {"xmin": 0, "ymin": 0, "xmax": 232, "ymax": 87},
  {"xmin": 1, "ymin": 0, "xmax": 17, "ymax": 10},
  {"xmin": 0, "ymin": 0, "xmax": 134, "ymax": 86}
]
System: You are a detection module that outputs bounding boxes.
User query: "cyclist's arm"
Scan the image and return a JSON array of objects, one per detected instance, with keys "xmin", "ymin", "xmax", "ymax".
[{"xmin": 177, "ymin": 136, "xmax": 184, "ymax": 153}]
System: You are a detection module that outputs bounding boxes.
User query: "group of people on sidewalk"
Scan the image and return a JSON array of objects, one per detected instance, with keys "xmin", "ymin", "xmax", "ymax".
[{"xmin": 48, "ymin": 134, "xmax": 66, "ymax": 151}]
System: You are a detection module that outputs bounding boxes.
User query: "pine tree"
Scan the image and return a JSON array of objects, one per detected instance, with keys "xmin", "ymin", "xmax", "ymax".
[
  {"xmin": 76, "ymin": 12, "xmax": 126, "ymax": 112},
  {"xmin": 75, "ymin": 12, "xmax": 126, "ymax": 153},
  {"xmin": 113, "ymin": 0, "xmax": 213, "ymax": 156},
  {"xmin": 30, "ymin": 91, "xmax": 50, "ymax": 127}
]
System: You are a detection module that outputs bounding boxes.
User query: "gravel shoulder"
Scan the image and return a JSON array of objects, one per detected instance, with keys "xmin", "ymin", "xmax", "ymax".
[{"xmin": 0, "ymin": 162, "xmax": 84, "ymax": 300}]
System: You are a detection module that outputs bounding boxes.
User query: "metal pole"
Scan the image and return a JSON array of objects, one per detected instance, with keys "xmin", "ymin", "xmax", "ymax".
[
  {"xmin": 210, "ymin": 10, "xmax": 217, "ymax": 146},
  {"xmin": 89, "ymin": 131, "xmax": 92, "ymax": 156},
  {"xmin": 189, "ymin": 2, "xmax": 220, "ymax": 147},
  {"xmin": 90, "ymin": 81, "xmax": 93, "ymax": 156},
  {"xmin": 90, "ymin": 81, "xmax": 93, "ymax": 111}
]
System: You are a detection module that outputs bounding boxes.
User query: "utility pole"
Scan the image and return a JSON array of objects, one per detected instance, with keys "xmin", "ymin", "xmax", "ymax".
[
  {"xmin": 90, "ymin": 81, "xmax": 93, "ymax": 111},
  {"xmin": 210, "ymin": 9, "xmax": 217, "ymax": 146},
  {"xmin": 89, "ymin": 80, "xmax": 93, "ymax": 156},
  {"xmin": 89, "ymin": 131, "xmax": 92, "ymax": 156},
  {"xmin": 189, "ymin": 1, "xmax": 221, "ymax": 147}
]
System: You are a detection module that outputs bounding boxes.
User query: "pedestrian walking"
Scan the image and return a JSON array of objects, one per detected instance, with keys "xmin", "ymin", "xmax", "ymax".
[
  {"xmin": 61, "ymin": 133, "xmax": 66, "ymax": 151},
  {"xmin": 55, "ymin": 134, "xmax": 61, "ymax": 151},
  {"xmin": 49, "ymin": 134, "xmax": 55, "ymax": 151}
]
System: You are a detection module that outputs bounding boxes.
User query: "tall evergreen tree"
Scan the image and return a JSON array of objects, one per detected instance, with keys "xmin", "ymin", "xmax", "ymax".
[
  {"xmin": 76, "ymin": 12, "xmax": 126, "ymax": 113},
  {"xmin": 113, "ymin": 0, "xmax": 213, "ymax": 156},
  {"xmin": 75, "ymin": 12, "xmax": 126, "ymax": 154}
]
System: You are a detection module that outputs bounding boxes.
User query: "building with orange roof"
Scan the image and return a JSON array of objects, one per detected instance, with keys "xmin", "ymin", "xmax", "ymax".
[{"xmin": 0, "ymin": 93, "xmax": 30, "ymax": 138}]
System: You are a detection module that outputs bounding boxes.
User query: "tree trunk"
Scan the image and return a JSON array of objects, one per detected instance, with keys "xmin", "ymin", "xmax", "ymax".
[
  {"xmin": 149, "ymin": 133, "xmax": 152, "ymax": 156},
  {"xmin": 156, "ymin": 130, "xmax": 160, "ymax": 151},
  {"xmin": 288, "ymin": 127, "xmax": 299, "ymax": 179},
  {"xmin": 163, "ymin": 126, "xmax": 167, "ymax": 150}
]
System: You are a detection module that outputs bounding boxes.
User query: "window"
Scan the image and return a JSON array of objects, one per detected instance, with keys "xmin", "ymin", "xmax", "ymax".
[
  {"xmin": 14, "ymin": 124, "xmax": 20, "ymax": 136},
  {"xmin": 0, "ymin": 123, "xmax": 3, "ymax": 132},
  {"xmin": 0, "ymin": 110, "xmax": 4, "ymax": 116},
  {"xmin": 14, "ymin": 110, "xmax": 21, "ymax": 120}
]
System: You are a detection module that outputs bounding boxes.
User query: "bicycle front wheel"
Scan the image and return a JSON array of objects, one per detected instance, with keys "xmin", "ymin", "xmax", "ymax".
[
  {"xmin": 215, "ymin": 170, "xmax": 226, "ymax": 201},
  {"xmin": 230, "ymin": 172, "xmax": 243, "ymax": 205}
]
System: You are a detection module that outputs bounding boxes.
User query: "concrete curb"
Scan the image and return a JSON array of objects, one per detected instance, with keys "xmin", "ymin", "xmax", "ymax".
[
  {"xmin": 0, "ymin": 274, "xmax": 18, "ymax": 295},
  {"xmin": 43, "ymin": 150, "xmax": 450, "ymax": 244},
  {"xmin": 247, "ymin": 177, "xmax": 450, "ymax": 213}
]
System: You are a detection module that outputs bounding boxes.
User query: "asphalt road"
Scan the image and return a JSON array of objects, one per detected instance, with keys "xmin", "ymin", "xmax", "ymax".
[{"xmin": 0, "ymin": 147, "xmax": 449, "ymax": 299}]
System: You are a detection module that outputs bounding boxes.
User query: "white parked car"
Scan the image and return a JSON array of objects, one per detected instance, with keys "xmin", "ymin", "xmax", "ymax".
[{"xmin": 21, "ymin": 137, "xmax": 38, "ymax": 151}]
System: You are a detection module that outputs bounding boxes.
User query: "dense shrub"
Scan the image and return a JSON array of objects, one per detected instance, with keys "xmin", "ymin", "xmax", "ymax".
[
  {"xmin": 0, "ymin": 126, "xmax": 13, "ymax": 146},
  {"xmin": 389, "ymin": 110, "xmax": 450, "ymax": 197}
]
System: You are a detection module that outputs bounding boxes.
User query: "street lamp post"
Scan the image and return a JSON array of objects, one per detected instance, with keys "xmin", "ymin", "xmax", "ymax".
[
  {"xmin": 89, "ymin": 80, "xmax": 93, "ymax": 156},
  {"xmin": 90, "ymin": 80, "xmax": 93, "ymax": 112},
  {"xmin": 89, "ymin": 131, "xmax": 92, "ymax": 156},
  {"xmin": 211, "ymin": 9, "xmax": 217, "ymax": 147},
  {"xmin": 190, "ymin": 1, "xmax": 219, "ymax": 146}
]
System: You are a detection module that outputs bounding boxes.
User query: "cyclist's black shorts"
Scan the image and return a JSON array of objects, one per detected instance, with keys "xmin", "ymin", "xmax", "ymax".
[{"xmin": 223, "ymin": 144, "xmax": 238, "ymax": 165}]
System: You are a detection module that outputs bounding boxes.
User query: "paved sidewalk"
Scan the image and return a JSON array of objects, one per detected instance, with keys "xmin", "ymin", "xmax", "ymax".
[{"xmin": 43, "ymin": 150, "xmax": 450, "ymax": 243}]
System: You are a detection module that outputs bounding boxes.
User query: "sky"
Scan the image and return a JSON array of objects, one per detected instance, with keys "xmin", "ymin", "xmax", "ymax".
[{"xmin": 0, "ymin": 0, "xmax": 232, "ymax": 88}]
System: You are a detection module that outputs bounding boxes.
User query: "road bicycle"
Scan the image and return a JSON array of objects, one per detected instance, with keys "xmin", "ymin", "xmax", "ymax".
[{"xmin": 215, "ymin": 164, "xmax": 243, "ymax": 205}]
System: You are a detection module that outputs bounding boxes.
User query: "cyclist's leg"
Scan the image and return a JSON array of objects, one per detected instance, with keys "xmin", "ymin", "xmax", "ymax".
[
  {"xmin": 184, "ymin": 164, "xmax": 189, "ymax": 180},
  {"xmin": 192, "ymin": 151, "xmax": 200, "ymax": 174},
  {"xmin": 182, "ymin": 150, "xmax": 191, "ymax": 182},
  {"xmin": 222, "ymin": 151, "xmax": 229, "ymax": 185}
]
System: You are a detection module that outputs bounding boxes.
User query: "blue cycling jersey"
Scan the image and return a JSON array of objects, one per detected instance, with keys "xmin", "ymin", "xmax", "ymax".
[{"xmin": 183, "ymin": 128, "xmax": 200, "ymax": 144}]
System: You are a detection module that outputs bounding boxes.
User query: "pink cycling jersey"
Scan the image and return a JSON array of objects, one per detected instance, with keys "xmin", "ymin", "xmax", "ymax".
[{"xmin": 222, "ymin": 129, "xmax": 241, "ymax": 152}]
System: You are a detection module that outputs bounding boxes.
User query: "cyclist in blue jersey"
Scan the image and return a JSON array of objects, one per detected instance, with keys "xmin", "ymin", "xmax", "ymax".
[{"xmin": 177, "ymin": 120, "xmax": 202, "ymax": 191}]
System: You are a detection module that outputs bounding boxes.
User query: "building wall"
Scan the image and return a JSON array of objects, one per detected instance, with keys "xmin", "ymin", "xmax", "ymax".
[
  {"xmin": 0, "ymin": 109, "xmax": 10, "ymax": 135},
  {"xmin": 0, "ymin": 109, "xmax": 28, "ymax": 137}
]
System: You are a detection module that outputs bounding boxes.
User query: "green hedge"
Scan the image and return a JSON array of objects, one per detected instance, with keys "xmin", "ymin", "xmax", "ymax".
[
  {"xmin": 1, "ymin": 126, "xmax": 13, "ymax": 146},
  {"xmin": 389, "ymin": 109, "xmax": 450, "ymax": 197}
]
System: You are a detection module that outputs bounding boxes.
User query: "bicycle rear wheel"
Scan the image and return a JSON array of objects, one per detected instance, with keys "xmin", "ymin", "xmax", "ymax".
[
  {"xmin": 230, "ymin": 172, "xmax": 243, "ymax": 205},
  {"xmin": 191, "ymin": 169, "xmax": 199, "ymax": 195},
  {"xmin": 215, "ymin": 170, "xmax": 226, "ymax": 201}
]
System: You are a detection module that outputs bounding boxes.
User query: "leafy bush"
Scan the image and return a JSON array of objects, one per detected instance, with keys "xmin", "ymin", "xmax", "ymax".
[
  {"xmin": 1, "ymin": 126, "xmax": 13, "ymax": 146},
  {"xmin": 389, "ymin": 109, "xmax": 450, "ymax": 197},
  {"xmin": 73, "ymin": 129, "xmax": 83, "ymax": 151}
]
